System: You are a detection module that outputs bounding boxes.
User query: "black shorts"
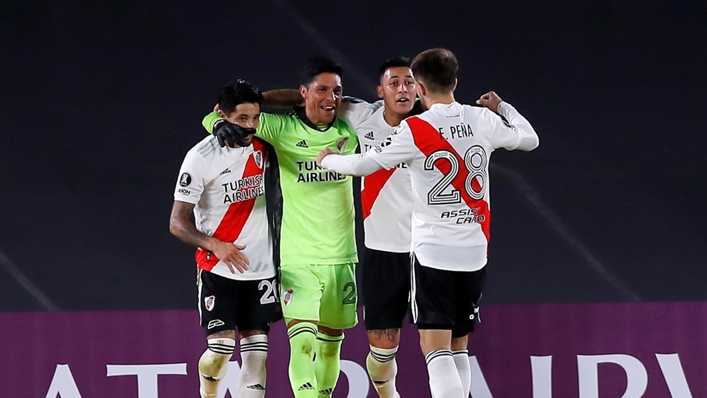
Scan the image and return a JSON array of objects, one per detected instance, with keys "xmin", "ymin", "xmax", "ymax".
[
  {"xmin": 198, "ymin": 270, "xmax": 282, "ymax": 336},
  {"xmin": 362, "ymin": 249, "xmax": 411, "ymax": 330},
  {"xmin": 410, "ymin": 255, "xmax": 486, "ymax": 338}
]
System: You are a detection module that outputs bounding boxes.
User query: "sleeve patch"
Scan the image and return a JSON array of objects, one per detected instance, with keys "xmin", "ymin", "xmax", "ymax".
[{"xmin": 179, "ymin": 172, "xmax": 192, "ymax": 187}]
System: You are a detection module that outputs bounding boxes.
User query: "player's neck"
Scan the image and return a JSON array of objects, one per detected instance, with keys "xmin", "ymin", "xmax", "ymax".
[
  {"xmin": 304, "ymin": 109, "xmax": 334, "ymax": 128},
  {"xmin": 383, "ymin": 108, "xmax": 405, "ymax": 127},
  {"xmin": 305, "ymin": 109, "xmax": 326, "ymax": 126},
  {"xmin": 425, "ymin": 92, "xmax": 455, "ymax": 107}
]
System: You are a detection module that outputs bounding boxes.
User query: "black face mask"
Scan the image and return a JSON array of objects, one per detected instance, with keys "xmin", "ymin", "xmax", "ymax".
[{"xmin": 233, "ymin": 126, "xmax": 256, "ymax": 147}]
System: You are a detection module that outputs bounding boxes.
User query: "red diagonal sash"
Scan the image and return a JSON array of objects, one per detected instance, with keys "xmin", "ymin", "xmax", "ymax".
[
  {"xmin": 361, "ymin": 168, "xmax": 396, "ymax": 220},
  {"xmin": 406, "ymin": 117, "xmax": 491, "ymax": 244},
  {"xmin": 196, "ymin": 141, "xmax": 267, "ymax": 270}
]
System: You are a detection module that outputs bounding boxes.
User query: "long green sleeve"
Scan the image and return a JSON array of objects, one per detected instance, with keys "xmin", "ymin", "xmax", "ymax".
[{"xmin": 202, "ymin": 112, "xmax": 222, "ymax": 134}]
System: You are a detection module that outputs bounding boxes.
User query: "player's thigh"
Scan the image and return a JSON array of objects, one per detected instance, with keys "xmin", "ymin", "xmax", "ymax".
[
  {"xmin": 452, "ymin": 265, "xmax": 486, "ymax": 337},
  {"xmin": 198, "ymin": 270, "xmax": 239, "ymax": 336},
  {"xmin": 233, "ymin": 275, "xmax": 283, "ymax": 334},
  {"xmin": 280, "ymin": 263, "xmax": 323, "ymax": 323},
  {"xmin": 319, "ymin": 263, "xmax": 358, "ymax": 330},
  {"xmin": 362, "ymin": 249, "xmax": 411, "ymax": 330}
]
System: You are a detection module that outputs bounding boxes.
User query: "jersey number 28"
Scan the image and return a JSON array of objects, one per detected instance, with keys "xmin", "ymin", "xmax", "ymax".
[{"xmin": 424, "ymin": 146, "xmax": 488, "ymax": 205}]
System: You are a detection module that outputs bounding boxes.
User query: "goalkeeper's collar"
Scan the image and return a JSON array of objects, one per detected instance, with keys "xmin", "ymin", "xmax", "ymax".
[{"xmin": 293, "ymin": 106, "xmax": 336, "ymax": 132}]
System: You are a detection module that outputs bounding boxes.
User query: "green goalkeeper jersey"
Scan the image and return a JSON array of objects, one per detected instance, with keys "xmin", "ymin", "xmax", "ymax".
[{"xmin": 203, "ymin": 110, "xmax": 359, "ymax": 265}]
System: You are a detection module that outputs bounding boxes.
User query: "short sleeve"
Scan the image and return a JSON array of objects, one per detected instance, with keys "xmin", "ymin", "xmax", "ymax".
[
  {"xmin": 174, "ymin": 149, "xmax": 207, "ymax": 204},
  {"xmin": 255, "ymin": 113, "xmax": 288, "ymax": 144},
  {"xmin": 338, "ymin": 97, "xmax": 378, "ymax": 130}
]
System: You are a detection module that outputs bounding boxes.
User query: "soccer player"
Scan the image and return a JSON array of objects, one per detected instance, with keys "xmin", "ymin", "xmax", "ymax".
[
  {"xmin": 316, "ymin": 48, "xmax": 540, "ymax": 398},
  {"xmin": 215, "ymin": 57, "xmax": 418, "ymax": 398},
  {"xmin": 203, "ymin": 57, "xmax": 359, "ymax": 398},
  {"xmin": 336, "ymin": 57, "xmax": 418, "ymax": 398},
  {"xmin": 169, "ymin": 80, "xmax": 281, "ymax": 398}
]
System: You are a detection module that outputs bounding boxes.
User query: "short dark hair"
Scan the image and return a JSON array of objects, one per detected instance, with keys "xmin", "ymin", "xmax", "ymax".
[
  {"xmin": 378, "ymin": 56, "xmax": 411, "ymax": 78},
  {"xmin": 411, "ymin": 48, "xmax": 458, "ymax": 93},
  {"xmin": 218, "ymin": 79, "xmax": 262, "ymax": 114},
  {"xmin": 300, "ymin": 57, "xmax": 343, "ymax": 86}
]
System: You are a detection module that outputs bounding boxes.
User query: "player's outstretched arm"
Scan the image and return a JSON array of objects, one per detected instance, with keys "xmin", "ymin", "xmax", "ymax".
[
  {"xmin": 477, "ymin": 91, "xmax": 539, "ymax": 151},
  {"xmin": 169, "ymin": 201, "xmax": 250, "ymax": 273},
  {"xmin": 202, "ymin": 88, "xmax": 301, "ymax": 131},
  {"xmin": 317, "ymin": 148, "xmax": 383, "ymax": 176}
]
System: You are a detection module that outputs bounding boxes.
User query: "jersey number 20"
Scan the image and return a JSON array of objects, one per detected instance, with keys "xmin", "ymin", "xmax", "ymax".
[{"xmin": 258, "ymin": 279, "xmax": 278, "ymax": 305}]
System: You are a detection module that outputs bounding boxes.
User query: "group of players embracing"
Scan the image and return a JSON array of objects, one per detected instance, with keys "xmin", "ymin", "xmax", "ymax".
[{"xmin": 170, "ymin": 48, "xmax": 539, "ymax": 398}]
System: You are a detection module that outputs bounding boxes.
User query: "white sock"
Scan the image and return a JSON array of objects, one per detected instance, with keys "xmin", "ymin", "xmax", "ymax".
[
  {"xmin": 453, "ymin": 350, "xmax": 471, "ymax": 397},
  {"xmin": 199, "ymin": 338, "xmax": 236, "ymax": 398},
  {"xmin": 425, "ymin": 350, "xmax": 464, "ymax": 398},
  {"xmin": 366, "ymin": 345, "xmax": 399, "ymax": 398},
  {"xmin": 238, "ymin": 335, "xmax": 268, "ymax": 398}
]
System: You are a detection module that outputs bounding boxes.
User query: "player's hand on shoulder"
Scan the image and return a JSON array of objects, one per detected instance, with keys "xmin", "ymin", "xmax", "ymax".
[
  {"xmin": 212, "ymin": 241, "xmax": 250, "ymax": 274},
  {"xmin": 316, "ymin": 147, "xmax": 339, "ymax": 167},
  {"xmin": 213, "ymin": 119, "xmax": 241, "ymax": 148},
  {"xmin": 476, "ymin": 91, "xmax": 503, "ymax": 113}
]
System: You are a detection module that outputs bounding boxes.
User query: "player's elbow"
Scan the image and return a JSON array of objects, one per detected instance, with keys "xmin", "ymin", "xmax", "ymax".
[
  {"xmin": 526, "ymin": 135, "xmax": 540, "ymax": 151},
  {"xmin": 516, "ymin": 134, "xmax": 539, "ymax": 152},
  {"xmin": 169, "ymin": 218, "xmax": 182, "ymax": 238},
  {"xmin": 351, "ymin": 159, "xmax": 383, "ymax": 176},
  {"xmin": 349, "ymin": 164, "xmax": 369, "ymax": 177}
]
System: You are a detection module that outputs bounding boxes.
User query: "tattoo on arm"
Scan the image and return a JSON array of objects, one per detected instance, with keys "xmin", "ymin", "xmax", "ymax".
[{"xmin": 169, "ymin": 201, "xmax": 215, "ymax": 250}]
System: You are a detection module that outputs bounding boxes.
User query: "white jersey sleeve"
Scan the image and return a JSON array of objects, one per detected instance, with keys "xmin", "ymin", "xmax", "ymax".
[
  {"xmin": 322, "ymin": 124, "xmax": 418, "ymax": 175},
  {"xmin": 367, "ymin": 122, "xmax": 421, "ymax": 170},
  {"xmin": 495, "ymin": 102, "xmax": 539, "ymax": 151},
  {"xmin": 338, "ymin": 97, "xmax": 383, "ymax": 130},
  {"xmin": 320, "ymin": 152, "xmax": 382, "ymax": 176},
  {"xmin": 174, "ymin": 140, "xmax": 214, "ymax": 204}
]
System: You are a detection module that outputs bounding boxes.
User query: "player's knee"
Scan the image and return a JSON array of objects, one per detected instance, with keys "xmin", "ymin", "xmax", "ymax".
[
  {"xmin": 239, "ymin": 334, "xmax": 268, "ymax": 369},
  {"xmin": 288, "ymin": 322, "xmax": 317, "ymax": 356},
  {"xmin": 299, "ymin": 339, "xmax": 315, "ymax": 355},
  {"xmin": 199, "ymin": 338, "xmax": 235, "ymax": 381},
  {"xmin": 317, "ymin": 332, "xmax": 344, "ymax": 358}
]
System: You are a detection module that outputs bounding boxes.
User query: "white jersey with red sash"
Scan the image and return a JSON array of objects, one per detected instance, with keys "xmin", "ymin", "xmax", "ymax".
[
  {"xmin": 367, "ymin": 102, "xmax": 525, "ymax": 271},
  {"xmin": 340, "ymin": 98, "xmax": 413, "ymax": 253},
  {"xmin": 174, "ymin": 136, "xmax": 274, "ymax": 280}
]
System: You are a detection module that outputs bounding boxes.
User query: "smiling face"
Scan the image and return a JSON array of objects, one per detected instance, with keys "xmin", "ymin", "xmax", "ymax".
[
  {"xmin": 377, "ymin": 66, "xmax": 416, "ymax": 119},
  {"xmin": 300, "ymin": 72, "xmax": 342, "ymax": 126}
]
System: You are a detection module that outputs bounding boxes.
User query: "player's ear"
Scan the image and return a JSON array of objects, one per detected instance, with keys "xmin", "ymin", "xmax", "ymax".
[
  {"xmin": 416, "ymin": 81, "xmax": 427, "ymax": 98},
  {"xmin": 299, "ymin": 85, "xmax": 308, "ymax": 100},
  {"xmin": 452, "ymin": 78, "xmax": 458, "ymax": 92},
  {"xmin": 376, "ymin": 85, "xmax": 384, "ymax": 99},
  {"xmin": 217, "ymin": 109, "xmax": 227, "ymax": 119}
]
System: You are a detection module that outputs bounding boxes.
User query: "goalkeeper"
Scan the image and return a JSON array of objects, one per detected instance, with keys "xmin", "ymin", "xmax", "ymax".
[{"xmin": 203, "ymin": 57, "xmax": 359, "ymax": 398}]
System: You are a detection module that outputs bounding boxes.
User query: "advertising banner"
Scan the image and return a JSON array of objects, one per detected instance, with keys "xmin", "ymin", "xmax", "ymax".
[{"xmin": 2, "ymin": 302, "xmax": 705, "ymax": 397}]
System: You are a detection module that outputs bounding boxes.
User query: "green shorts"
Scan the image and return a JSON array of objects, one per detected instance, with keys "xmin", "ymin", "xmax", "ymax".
[{"xmin": 279, "ymin": 262, "xmax": 358, "ymax": 330}]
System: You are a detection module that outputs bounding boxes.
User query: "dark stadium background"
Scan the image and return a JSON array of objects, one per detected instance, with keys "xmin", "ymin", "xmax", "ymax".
[{"xmin": 1, "ymin": 0, "xmax": 705, "ymax": 312}]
